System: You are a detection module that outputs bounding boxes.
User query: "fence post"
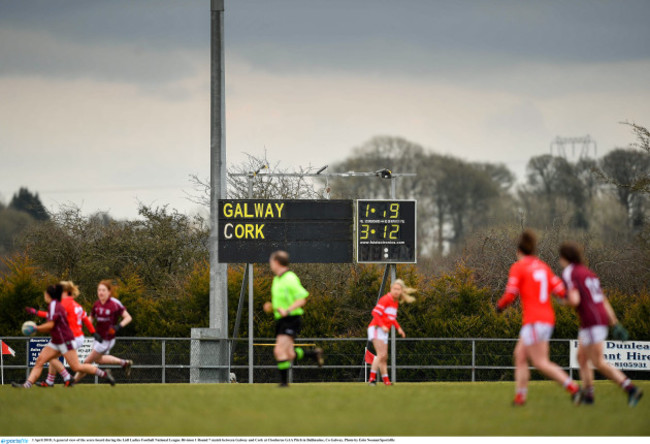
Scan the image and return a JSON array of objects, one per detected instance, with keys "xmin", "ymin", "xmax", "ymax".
[
  {"xmin": 471, "ymin": 340, "xmax": 476, "ymax": 382},
  {"xmin": 162, "ymin": 339, "xmax": 166, "ymax": 384},
  {"xmin": 25, "ymin": 340, "xmax": 30, "ymax": 379}
]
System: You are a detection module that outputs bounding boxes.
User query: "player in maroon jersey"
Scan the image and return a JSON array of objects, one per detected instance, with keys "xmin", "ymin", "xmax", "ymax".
[
  {"xmin": 559, "ymin": 241, "xmax": 643, "ymax": 407},
  {"xmin": 12, "ymin": 284, "xmax": 115, "ymax": 388},
  {"xmin": 73, "ymin": 280, "xmax": 133, "ymax": 383}
]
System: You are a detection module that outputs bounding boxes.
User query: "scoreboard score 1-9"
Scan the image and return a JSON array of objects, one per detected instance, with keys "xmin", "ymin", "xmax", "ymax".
[{"xmin": 356, "ymin": 199, "xmax": 417, "ymax": 263}]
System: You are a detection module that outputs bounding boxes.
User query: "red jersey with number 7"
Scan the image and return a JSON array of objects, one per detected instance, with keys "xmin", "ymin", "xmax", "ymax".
[{"xmin": 498, "ymin": 256, "xmax": 566, "ymax": 326}]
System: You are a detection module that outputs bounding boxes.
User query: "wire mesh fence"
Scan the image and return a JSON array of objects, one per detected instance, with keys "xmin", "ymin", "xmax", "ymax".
[{"xmin": 1, "ymin": 336, "xmax": 647, "ymax": 385}]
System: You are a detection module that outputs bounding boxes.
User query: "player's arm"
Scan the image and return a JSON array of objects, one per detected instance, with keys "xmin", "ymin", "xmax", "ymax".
[
  {"xmin": 277, "ymin": 295, "xmax": 307, "ymax": 317},
  {"xmin": 371, "ymin": 301, "xmax": 389, "ymax": 332},
  {"xmin": 35, "ymin": 320, "xmax": 55, "ymax": 334},
  {"xmin": 117, "ymin": 309, "xmax": 132, "ymax": 329},
  {"xmin": 81, "ymin": 311, "xmax": 96, "ymax": 334},
  {"xmin": 603, "ymin": 298, "xmax": 619, "ymax": 327},
  {"xmin": 497, "ymin": 268, "xmax": 519, "ymax": 313},
  {"xmin": 394, "ymin": 320, "xmax": 405, "ymax": 338},
  {"xmin": 565, "ymin": 288, "xmax": 580, "ymax": 307},
  {"xmin": 25, "ymin": 307, "xmax": 48, "ymax": 318},
  {"xmin": 550, "ymin": 274, "xmax": 566, "ymax": 299},
  {"xmin": 278, "ymin": 275, "xmax": 309, "ymax": 317}
]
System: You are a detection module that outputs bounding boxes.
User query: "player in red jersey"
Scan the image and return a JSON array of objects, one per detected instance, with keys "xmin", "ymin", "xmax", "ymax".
[
  {"xmin": 367, "ymin": 279, "xmax": 416, "ymax": 386},
  {"xmin": 73, "ymin": 280, "xmax": 133, "ymax": 383},
  {"xmin": 12, "ymin": 284, "xmax": 115, "ymax": 388},
  {"xmin": 497, "ymin": 230, "xmax": 580, "ymax": 405},
  {"xmin": 559, "ymin": 241, "xmax": 643, "ymax": 407},
  {"xmin": 25, "ymin": 280, "xmax": 99, "ymax": 386}
]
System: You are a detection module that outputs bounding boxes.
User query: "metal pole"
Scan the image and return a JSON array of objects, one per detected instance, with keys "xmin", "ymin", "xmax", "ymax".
[
  {"xmin": 230, "ymin": 266, "xmax": 248, "ymax": 361},
  {"xmin": 246, "ymin": 175, "xmax": 255, "ymax": 384},
  {"xmin": 209, "ymin": 0, "xmax": 228, "ymax": 382},
  {"xmin": 1, "ymin": 340, "xmax": 4, "ymax": 385},
  {"xmin": 248, "ymin": 263, "xmax": 254, "ymax": 383},
  {"xmin": 390, "ymin": 264, "xmax": 397, "ymax": 383},
  {"xmin": 389, "ymin": 177, "xmax": 397, "ymax": 384},
  {"xmin": 162, "ymin": 339, "xmax": 166, "ymax": 384},
  {"xmin": 471, "ymin": 340, "xmax": 475, "ymax": 382}
]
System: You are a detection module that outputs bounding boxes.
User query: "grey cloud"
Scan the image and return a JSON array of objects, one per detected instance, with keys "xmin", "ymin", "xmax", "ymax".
[{"xmin": 1, "ymin": 0, "xmax": 649, "ymax": 88}]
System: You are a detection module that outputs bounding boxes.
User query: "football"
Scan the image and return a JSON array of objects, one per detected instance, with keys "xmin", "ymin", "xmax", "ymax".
[{"xmin": 21, "ymin": 320, "xmax": 37, "ymax": 336}]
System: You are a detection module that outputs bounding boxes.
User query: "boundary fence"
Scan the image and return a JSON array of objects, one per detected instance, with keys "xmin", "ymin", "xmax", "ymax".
[{"xmin": 1, "ymin": 336, "xmax": 647, "ymax": 385}]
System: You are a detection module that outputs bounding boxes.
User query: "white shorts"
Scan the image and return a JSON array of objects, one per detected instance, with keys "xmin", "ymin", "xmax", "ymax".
[
  {"xmin": 368, "ymin": 326, "xmax": 389, "ymax": 344},
  {"xmin": 519, "ymin": 323, "xmax": 554, "ymax": 346},
  {"xmin": 46, "ymin": 340, "xmax": 77, "ymax": 355},
  {"xmin": 74, "ymin": 336, "xmax": 85, "ymax": 349},
  {"xmin": 92, "ymin": 338, "xmax": 116, "ymax": 355},
  {"xmin": 578, "ymin": 325, "xmax": 609, "ymax": 346}
]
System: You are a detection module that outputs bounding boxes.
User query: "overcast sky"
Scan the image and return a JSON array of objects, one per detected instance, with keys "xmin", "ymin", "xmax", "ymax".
[{"xmin": 1, "ymin": 0, "xmax": 649, "ymax": 218}]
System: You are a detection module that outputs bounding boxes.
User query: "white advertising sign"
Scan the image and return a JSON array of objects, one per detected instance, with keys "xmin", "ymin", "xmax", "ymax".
[
  {"xmin": 570, "ymin": 340, "xmax": 650, "ymax": 371},
  {"xmin": 63, "ymin": 337, "xmax": 94, "ymax": 366}
]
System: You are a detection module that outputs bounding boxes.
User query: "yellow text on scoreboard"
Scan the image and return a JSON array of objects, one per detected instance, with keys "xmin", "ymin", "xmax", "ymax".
[{"xmin": 221, "ymin": 202, "xmax": 286, "ymax": 239}]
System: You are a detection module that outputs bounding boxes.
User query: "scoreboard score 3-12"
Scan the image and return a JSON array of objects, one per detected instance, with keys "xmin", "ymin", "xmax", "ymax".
[{"xmin": 356, "ymin": 199, "xmax": 417, "ymax": 263}]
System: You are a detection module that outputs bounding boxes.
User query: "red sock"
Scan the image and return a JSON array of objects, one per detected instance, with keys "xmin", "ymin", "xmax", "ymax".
[
  {"xmin": 369, "ymin": 371, "xmax": 377, "ymax": 382},
  {"xmin": 382, "ymin": 374, "xmax": 391, "ymax": 385}
]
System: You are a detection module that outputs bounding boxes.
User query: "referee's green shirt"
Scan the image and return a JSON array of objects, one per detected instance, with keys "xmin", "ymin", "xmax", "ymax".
[{"xmin": 271, "ymin": 271, "xmax": 309, "ymax": 320}]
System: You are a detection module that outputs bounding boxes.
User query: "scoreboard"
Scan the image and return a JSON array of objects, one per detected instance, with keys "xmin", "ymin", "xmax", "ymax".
[
  {"xmin": 218, "ymin": 199, "xmax": 353, "ymax": 263},
  {"xmin": 217, "ymin": 199, "xmax": 417, "ymax": 264},
  {"xmin": 356, "ymin": 200, "xmax": 417, "ymax": 263}
]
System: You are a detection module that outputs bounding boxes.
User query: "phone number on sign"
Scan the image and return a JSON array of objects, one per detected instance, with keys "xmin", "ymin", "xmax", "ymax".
[{"xmin": 613, "ymin": 362, "xmax": 647, "ymax": 369}]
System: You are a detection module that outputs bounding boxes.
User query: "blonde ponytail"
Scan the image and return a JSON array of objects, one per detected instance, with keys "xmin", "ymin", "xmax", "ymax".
[
  {"xmin": 59, "ymin": 280, "xmax": 80, "ymax": 298},
  {"xmin": 393, "ymin": 279, "xmax": 417, "ymax": 304}
]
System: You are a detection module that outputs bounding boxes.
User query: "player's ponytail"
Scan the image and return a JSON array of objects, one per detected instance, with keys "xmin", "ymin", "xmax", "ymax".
[
  {"xmin": 46, "ymin": 284, "xmax": 64, "ymax": 301},
  {"xmin": 60, "ymin": 280, "xmax": 80, "ymax": 298},
  {"xmin": 393, "ymin": 279, "xmax": 417, "ymax": 304}
]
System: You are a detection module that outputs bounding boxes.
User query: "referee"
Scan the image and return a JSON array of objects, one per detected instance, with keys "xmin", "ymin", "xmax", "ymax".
[{"xmin": 263, "ymin": 250, "xmax": 323, "ymax": 387}]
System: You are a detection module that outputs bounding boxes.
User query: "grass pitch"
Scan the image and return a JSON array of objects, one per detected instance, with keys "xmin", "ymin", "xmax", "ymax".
[{"xmin": 0, "ymin": 381, "xmax": 648, "ymax": 436}]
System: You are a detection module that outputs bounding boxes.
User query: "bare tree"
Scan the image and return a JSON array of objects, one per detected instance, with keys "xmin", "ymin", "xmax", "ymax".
[{"xmin": 188, "ymin": 152, "xmax": 327, "ymax": 205}]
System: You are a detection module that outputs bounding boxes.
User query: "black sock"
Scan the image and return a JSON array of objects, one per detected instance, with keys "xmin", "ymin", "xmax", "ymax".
[{"xmin": 277, "ymin": 361, "xmax": 290, "ymax": 385}]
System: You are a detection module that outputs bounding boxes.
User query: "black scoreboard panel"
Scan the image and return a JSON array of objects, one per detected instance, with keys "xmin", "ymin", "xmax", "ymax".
[
  {"xmin": 218, "ymin": 200, "xmax": 353, "ymax": 263},
  {"xmin": 356, "ymin": 199, "xmax": 417, "ymax": 263}
]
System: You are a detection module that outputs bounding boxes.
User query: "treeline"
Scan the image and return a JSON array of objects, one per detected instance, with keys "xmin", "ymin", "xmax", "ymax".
[{"xmin": 0, "ymin": 206, "xmax": 648, "ymax": 341}]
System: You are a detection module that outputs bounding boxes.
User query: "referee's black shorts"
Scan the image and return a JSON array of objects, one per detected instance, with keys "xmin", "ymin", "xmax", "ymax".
[{"xmin": 275, "ymin": 315, "xmax": 302, "ymax": 338}]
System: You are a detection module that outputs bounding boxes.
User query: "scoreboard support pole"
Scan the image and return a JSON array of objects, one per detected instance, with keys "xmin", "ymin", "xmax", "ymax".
[
  {"xmin": 390, "ymin": 264, "xmax": 397, "ymax": 383},
  {"xmin": 389, "ymin": 178, "xmax": 397, "ymax": 384}
]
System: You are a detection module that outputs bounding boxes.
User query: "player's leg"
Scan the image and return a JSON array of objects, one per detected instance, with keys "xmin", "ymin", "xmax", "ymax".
[
  {"xmin": 73, "ymin": 349, "xmax": 102, "ymax": 383},
  {"xmin": 64, "ymin": 349, "xmax": 115, "ymax": 386},
  {"xmin": 41, "ymin": 358, "xmax": 71, "ymax": 387},
  {"xmin": 376, "ymin": 338, "xmax": 391, "ymax": 385},
  {"xmin": 526, "ymin": 341, "xmax": 579, "ymax": 397},
  {"xmin": 513, "ymin": 338, "xmax": 529, "ymax": 405},
  {"xmin": 274, "ymin": 334, "xmax": 295, "ymax": 387},
  {"xmin": 98, "ymin": 355, "xmax": 133, "ymax": 375},
  {"xmin": 13, "ymin": 346, "xmax": 59, "ymax": 388},
  {"xmin": 588, "ymin": 341, "xmax": 643, "ymax": 406},
  {"xmin": 371, "ymin": 338, "xmax": 388, "ymax": 385},
  {"xmin": 577, "ymin": 341, "xmax": 595, "ymax": 403}
]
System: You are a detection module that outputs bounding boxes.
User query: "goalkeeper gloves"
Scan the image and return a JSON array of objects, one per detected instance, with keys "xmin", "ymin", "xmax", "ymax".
[
  {"xmin": 611, "ymin": 323, "xmax": 629, "ymax": 341},
  {"xmin": 25, "ymin": 307, "xmax": 37, "ymax": 316}
]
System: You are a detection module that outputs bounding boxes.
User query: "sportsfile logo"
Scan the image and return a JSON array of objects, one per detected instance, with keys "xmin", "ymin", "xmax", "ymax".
[{"xmin": 1, "ymin": 439, "xmax": 29, "ymax": 444}]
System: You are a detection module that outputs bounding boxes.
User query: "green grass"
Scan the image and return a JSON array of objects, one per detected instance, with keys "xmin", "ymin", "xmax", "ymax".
[{"xmin": 0, "ymin": 381, "xmax": 648, "ymax": 436}]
